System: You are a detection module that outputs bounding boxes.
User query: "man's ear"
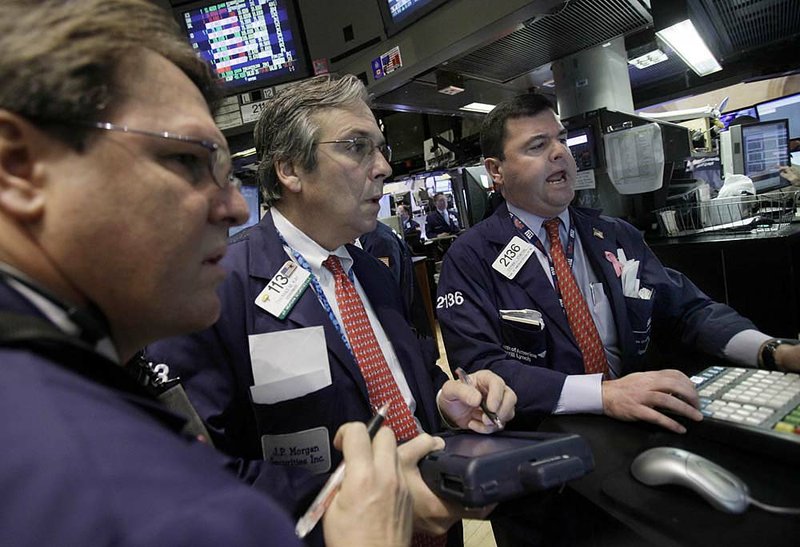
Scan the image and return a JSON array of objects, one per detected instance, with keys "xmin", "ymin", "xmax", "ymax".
[
  {"xmin": 274, "ymin": 157, "xmax": 303, "ymax": 195},
  {"xmin": 0, "ymin": 111, "xmax": 46, "ymax": 221},
  {"xmin": 484, "ymin": 157, "xmax": 504, "ymax": 190}
]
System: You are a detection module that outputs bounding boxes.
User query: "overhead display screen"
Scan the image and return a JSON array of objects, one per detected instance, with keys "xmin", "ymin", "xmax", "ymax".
[
  {"xmin": 177, "ymin": 0, "xmax": 309, "ymax": 94},
  {"xmin": 377, "ymin": 0, "xmax": 450, "ymax": 36}
]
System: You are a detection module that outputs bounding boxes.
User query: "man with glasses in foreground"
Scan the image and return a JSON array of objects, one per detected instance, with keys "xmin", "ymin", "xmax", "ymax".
[
  {"xmin": 0, "ymin": 1, "xmax": 416, "ymax": 545},
  {"xmin": 148, "ymin": 74, "xmax": 517, "ymax": 545}
]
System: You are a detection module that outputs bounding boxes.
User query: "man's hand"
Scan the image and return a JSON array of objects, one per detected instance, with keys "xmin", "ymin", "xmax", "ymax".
[
  {"xmin": 323, "ymin": 423, "xmax": 412, "ymax": 547},
  {"xmin": 772, "ymin": 342, "xmax": 800, "ymax": 372},
  {"xmin": 602, "ymin": 369, "xmax": 702, "ymax": 434},
  {"xmin": 398, "ymin": 434, "xmax": 494, "ymax": 536},
  {"xmin": 778, "ymin": 165, "xmax": 800, "ymax": 186},
  {"xmin": 438, "ymin": 370, "xmax": 517, "ymax": 433}
]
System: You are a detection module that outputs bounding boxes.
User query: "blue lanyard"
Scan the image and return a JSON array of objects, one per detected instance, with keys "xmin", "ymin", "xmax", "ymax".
[
  {"xmin": 275, "ymin": 231, "xmax": 354, "ymax": 355},
  {"xmin": 508, "ymin": 211, "xmax": 577, "ymax": 310}
]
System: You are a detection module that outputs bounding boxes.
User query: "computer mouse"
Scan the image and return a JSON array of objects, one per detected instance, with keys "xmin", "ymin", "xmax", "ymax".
[{"xmin": 630, "ymin": 446, "xmax": 750, "ymax": 514}]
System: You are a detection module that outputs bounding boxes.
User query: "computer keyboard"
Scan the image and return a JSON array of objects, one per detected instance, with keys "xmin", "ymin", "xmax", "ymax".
[{"xmin": 689, "ymin": 366, "xmax": 800, "ymax": 461}]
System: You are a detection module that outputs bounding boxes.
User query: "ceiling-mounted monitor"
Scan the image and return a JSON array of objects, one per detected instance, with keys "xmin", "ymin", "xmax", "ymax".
[
  {"xmin": 175, "ymin": 0, "xmax": 310, "ymax": 95},
  {"xmin": 377, "ymin": 0, "xmax": 451, "ymax": 37}
]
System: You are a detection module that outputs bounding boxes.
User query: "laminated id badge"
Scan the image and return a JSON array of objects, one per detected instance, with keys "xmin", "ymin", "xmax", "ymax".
[{"xmin": 255, "ymin": 261, "xmax": 311, "ymax": 319}]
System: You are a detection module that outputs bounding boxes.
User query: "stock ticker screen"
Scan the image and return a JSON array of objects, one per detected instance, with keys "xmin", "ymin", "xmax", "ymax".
[{"xmin": 180, "ymin": 0, "xmax": 308, "ymax": 92}]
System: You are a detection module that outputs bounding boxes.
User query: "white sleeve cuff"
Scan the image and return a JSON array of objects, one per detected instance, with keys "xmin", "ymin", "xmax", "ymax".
[
  {"xmin": 554, "ymin": 374, "xmax": 604, "ymax": 414},
  {"xmin": 723, "ymin": 329, "xmax": 772, "ymax": 367}
]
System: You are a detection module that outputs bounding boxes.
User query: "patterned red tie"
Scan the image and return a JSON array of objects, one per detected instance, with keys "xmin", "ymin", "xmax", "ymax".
[
  {"xmin": 323, "ymin": 256, "xmax": 446, "ymax": 547},
  {"xmin": 544, "ymin": 219, "xmax": 608, "ymax": 375},
  {"xmin": 323, "ymin": 255, "xmax": 419, "ymax": 441}
]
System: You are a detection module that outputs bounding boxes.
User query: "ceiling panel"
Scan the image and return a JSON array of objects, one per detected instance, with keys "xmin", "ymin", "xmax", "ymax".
[{"xmin": 446, "ymin": 0, "xmax": 652, "ymax": 83}]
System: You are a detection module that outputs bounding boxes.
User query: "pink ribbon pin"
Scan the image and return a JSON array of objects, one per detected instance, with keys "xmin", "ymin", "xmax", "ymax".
[{"xmin": 605, "ymin": 251, "xmax": 623, "ymax": 277}]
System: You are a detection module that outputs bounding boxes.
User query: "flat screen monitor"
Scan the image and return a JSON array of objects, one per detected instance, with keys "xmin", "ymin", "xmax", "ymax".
[
  {"xmin": 719, "ymin": 107, "xmax": 758, "ymax": 130},
  {"xmin": 756, "ymin": 93, "xmax": 800, "ymax": 139},
  {"xmin": 176, "ymin": 0, "xmax": 310, "ymax": 95},
  {"xmin": 566, "ymin": 126, "xmax": 597, "ymax": 172},
  {"xmin": 741, "ymin": 120, "xmax": 790, "ymax": 193},
  {"xmin": 229, "ymin": 184, "xmax": 262, "ymax": 236},
  {"xmin": 377, "ymin": 0, "xmax": 451, "ymax": 36}
]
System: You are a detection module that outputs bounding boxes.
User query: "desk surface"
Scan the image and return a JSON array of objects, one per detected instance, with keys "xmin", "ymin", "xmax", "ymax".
[{"xmin": 540, "ymin": 414, "xmax": 800, "ymax": 547}]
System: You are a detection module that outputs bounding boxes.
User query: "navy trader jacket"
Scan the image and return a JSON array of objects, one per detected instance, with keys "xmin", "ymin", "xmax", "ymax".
[
  {"xmin": 0, "ymin": 282, "xmax": 303, "ymax": 547},
  {"xmin": 426, "ymin": 209, "xmax": 460, "ymax": 237},
  {"xmin": 148, "ymin": 212, "xmax": 447, "ymax": 475},
  {"xmin": 436, "ymin": 203, "xmax": 756, "ymax": 421}
]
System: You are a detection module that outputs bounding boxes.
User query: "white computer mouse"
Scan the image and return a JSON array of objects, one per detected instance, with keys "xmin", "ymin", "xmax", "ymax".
[{"xmin": 630, "ymin": 446, "xmax": 750, "ymax": 514}]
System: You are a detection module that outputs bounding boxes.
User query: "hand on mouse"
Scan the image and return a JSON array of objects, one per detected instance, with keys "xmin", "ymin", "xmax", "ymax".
[{"xmin": 602, "ymin": 369, "xmax": 703, "ymax": 433}]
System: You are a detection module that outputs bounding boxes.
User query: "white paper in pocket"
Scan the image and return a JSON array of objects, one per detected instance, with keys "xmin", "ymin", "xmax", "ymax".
[{"xmin": 248, "ymin": 326, "xmax": 332, "ymax": 404}]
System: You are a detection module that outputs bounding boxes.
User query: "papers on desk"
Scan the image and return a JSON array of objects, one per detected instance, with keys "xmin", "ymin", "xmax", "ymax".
[{"xmin": 603, "ymin": 123, "xmax": 664, "ymax": 195}]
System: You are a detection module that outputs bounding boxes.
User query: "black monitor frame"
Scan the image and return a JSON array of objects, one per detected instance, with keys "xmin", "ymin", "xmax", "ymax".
[
  {"xmin": 741, "ymin": 119, "xmax": 790, "ymax": 194},
  {"xmin": 174, "ymin": 0, "xmax": 311, "ymax": 96},
  {"xmin": 376, "ymin": 0, "xmax": 451, "ymax": 37}
]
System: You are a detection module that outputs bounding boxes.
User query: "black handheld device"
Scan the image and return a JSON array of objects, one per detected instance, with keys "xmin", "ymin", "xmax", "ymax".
[{"xmin": 419, "ymin": 430, "xmax": 594, "ymax": 507}]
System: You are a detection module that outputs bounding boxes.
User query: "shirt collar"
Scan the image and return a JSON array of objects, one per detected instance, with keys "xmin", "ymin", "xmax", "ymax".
[
  {"xmin": 0, "ymin": 263, "xmax": 119, "ymax": 362},
  {"xmin": 506, "ymin": 203, "xmax": 570, "ymax": 236},
  {"xmin": 270, "ymin": 207, "xmax": 354, "ymax": 274}
]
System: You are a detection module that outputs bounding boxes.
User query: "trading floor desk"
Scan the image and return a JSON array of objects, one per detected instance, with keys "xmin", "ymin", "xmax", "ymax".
[
  {"xmin": 647, "ymin": 223, "xmax": 800, "ymax": 338},
  {"xmin": 540, "ymin": 410, "xmax": 800, "ymax": 547}
]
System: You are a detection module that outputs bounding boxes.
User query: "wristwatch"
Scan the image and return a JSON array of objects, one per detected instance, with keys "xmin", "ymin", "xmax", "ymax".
[{"xmin": 759, "ymin": 338, "xmax": 800, "ymax": 370}]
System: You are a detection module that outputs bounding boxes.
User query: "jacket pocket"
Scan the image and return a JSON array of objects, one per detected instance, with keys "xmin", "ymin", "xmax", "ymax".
[{"xmin": 499, "ymin": 318, "xmax": 547, "ymax": 364}]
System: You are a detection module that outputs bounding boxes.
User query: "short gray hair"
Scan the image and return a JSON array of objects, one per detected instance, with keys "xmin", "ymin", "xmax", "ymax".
[{"xmin": 253, "ymin": 74, "xmax": 370, "ymax": 207}]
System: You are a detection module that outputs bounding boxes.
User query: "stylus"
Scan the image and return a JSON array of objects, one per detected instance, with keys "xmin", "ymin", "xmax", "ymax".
[
  {"xmin": 454, "ymin": 367, "xmax": 504, "ymax": 429},
  {"xmin": 294, "ymin": 402, "xmax": 390, "ymax": 539}
]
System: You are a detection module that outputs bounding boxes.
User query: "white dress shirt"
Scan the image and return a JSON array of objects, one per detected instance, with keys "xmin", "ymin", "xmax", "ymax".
[{"xmin": 270, "ymin": 208, "xmax": 418, "ymax": 416}]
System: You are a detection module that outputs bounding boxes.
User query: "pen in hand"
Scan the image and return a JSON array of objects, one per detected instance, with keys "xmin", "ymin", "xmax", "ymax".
[
  {"xmin": 454, "ymin": 367, "xmax": 504, "ymax": 429},
  {"xmin": 294, "ymin": 402, "xmax": 390, "ymax": 539}
]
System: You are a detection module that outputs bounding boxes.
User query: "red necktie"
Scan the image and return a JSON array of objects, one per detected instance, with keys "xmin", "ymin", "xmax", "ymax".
[
  {"xmin": 323, "ymin": 256, "xmax": 445, "ymax": 547},
  {"xmin": 544, "ymin": 219, "xmax": 608, "ymax": 375}
]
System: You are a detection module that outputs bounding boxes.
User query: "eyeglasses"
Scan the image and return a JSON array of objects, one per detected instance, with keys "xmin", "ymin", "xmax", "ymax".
[
  {"xmin": 77, "ymin": 121, "xmax": 236, "ymax": 189},
  {"xmin": 317, "ymin": 137, "xmax": 393, "ymax": 164}
]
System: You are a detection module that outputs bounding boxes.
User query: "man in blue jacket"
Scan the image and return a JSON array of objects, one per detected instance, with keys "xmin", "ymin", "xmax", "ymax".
[
  {"xmin": 0, "ymin": 1, "xmax": 415, "ymax": 546},
  {"xmin": 437, "ymin": 91, "xmax": 800, "ymax": 547},
  {"xmin": 426, "ymin": 193, "xmax": 461, "ymax": 237},
  {"xmin": 148, "ymin": 74, "xmax": 517, "ymax": 544},
  {"xmin": 436, "ymin": 93, "xmax": 800, "ymax": 434}
]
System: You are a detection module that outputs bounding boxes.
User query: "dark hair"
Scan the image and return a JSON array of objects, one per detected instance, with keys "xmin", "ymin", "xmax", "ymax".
[
  {"xmin": 0, "ymin": 0, "xmax": 219, "ymax": 147},
  {"xmin": 253, "ymin": 74, "xmax": 369, "ymax": 207},
  {"xmin": 480, "ymin": 94, "xmax": 556, "ymax": 160}
]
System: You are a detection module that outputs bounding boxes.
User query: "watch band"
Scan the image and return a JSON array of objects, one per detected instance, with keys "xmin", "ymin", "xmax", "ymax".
[{"xmin": 760, "ymin": 338, "xmax": 800, "ymax": 370}]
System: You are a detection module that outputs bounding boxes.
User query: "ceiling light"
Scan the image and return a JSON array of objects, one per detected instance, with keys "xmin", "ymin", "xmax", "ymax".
[
  {"xmin": 436, "ymin": 70, "xmax": 465, "ymax": 95},
  {"xmin": 656, "ymin": 19, "xmax": 721, "ymax": 76},
  {"xmin": 459, "ymin": 102, "xmax": 496, "ymax": 113},
  {"xmin": 628, "ymin": 48, "xmax": 668, "ymax": 69}
]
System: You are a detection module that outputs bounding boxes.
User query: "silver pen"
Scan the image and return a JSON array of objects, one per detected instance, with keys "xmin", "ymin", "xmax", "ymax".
[
  {"xmin": 454, "ymin": 367, "xmax": 504, "ymax": 429},
  {"xmin": 294, "ymin": 402, "xmax": 390, "ymax": 539}
]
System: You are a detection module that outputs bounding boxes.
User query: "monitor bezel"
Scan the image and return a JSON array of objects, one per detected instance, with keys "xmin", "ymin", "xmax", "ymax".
[
  {"xmin": 376, "ymin": 0, "xmax": 451, "ymax": 37},
  {"xmin": 741, "ymin": 119, "xmax": 791, "ymax": 194},
  {"xmin": 174, "ymin": 0, "xmax": 311, "ymax": 96}
]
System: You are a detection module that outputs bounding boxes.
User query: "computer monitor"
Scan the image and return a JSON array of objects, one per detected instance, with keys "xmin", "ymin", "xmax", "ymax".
[
  {"xmin": 566, "ymin": 126, "xmax": 597, "ymax": 171},
  {"xmin": 756, "ymin": 93, "xmax": 800, "ymax": 139},
  {"xmin": 741, "ymin": 120, "xmax": 790, "ymax": 193},
  {"xmin": 376, "ymin": 0, "xmax": 451, "ymax": 36},
  {"xmin": 175, "ymin": 0, "xmax": 310, "ymax": 95},
  {"xmin": 461, "ymin": 166, "xmax": 491, "ymax": 227},
  {"xmin": 229, "ymin": 184, "xmax": 262, "ymax": 236}
]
